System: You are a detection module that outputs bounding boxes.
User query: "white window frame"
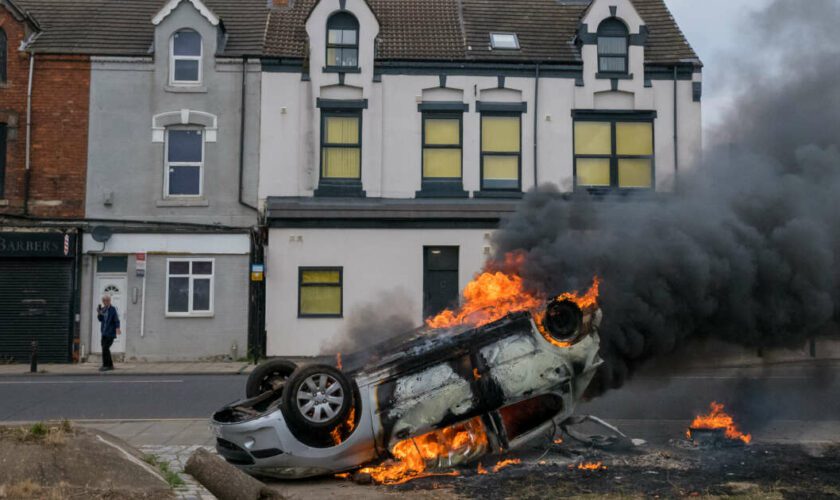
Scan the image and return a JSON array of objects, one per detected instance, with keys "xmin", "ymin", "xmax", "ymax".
[
  {"xmin": 169, "ymin": 29, "xmax": 203, "ymax": 86},
  {"xmin": 164, "ymin": 127, "xmax": 205, "ymax": 198},
  {"xmin": 165, "ymin": 258, "xmax": 215, "ymax": 317}
]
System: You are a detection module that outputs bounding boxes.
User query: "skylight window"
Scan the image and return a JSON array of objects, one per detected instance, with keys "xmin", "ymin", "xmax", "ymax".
[{"xmin": 490, "ymin": 33, "xmax": 520, "ymax": 50}]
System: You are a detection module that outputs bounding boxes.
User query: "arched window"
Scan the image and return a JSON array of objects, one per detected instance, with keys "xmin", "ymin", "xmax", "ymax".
[
  {"xmin": 597, "ymin": 18, "xmax": 629, "ymax": 74},
  {"xmin": 170, "ymin": 29, "xmax": 202, "ymax": 85},
  {"xmin": 0, "ymin": 29, "xmax": 7, "ymax": 84},
  {"xmin": 326, "ymin": 12, "xmax": 359, "ymax": 69}
]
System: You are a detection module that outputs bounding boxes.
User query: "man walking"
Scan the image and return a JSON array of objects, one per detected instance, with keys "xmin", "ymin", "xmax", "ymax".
[{"xmin": 96, "ymin": 294, "xmax": 121, "ymax": 372}]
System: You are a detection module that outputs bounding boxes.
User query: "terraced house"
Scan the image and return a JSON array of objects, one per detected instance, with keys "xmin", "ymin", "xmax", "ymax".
[
  {"xmin": 258, "ymin": 0, "xmax": 702, "ymax": 356},
  {"xmin": 1, "ymin": 0, "xmax": 701, "ymax": 363},
  {"xmin": 4, "ymin": 0, "xmax": 268, "ymax": 362}
]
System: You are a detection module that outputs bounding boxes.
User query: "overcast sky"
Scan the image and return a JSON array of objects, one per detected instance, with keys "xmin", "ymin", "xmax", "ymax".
[{"xmin": 667, "ymin": 0, "xmax": 774, "ymax": 130}]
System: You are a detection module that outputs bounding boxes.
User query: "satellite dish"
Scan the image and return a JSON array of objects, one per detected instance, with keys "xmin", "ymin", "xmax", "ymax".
[{"xmin": 91, "ymin": 226, "xmax": 113, "ymax": 243}]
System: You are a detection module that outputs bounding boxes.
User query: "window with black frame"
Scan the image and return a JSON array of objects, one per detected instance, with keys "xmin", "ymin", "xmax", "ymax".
[
  {"xmin": 321, "ymin": 110, "xmax": 361, "ymax": 181},
  {"xmin": 422, "ymin": 113, "xmax": 462, "ymax": 185},
  {"xmin": 326, "ymin": 12, "xmax": 359, "ymax": 69},
  {"xmin": 299, "ymin": 268, "xmax": 343, "ymax": 317},
  {"xmin": 480, "ymin": 113, "xmax": 521, "ymax": 191},
  {"xmin": 597, "ymin": 18, "xmax": 629, "ymax": 74},
  {"xmin": 574, "ymin": 115, "xmax": 654, "ymax": 191}
]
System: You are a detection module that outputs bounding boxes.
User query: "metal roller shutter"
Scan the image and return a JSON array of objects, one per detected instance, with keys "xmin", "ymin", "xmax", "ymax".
[{"xmin": 0, "ymin": 259, "xmax": 73, "ymax": 363}]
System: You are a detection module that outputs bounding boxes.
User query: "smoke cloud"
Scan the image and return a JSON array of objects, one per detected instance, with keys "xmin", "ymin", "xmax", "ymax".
[{"xmin": 491, "ymin": 0, "xmax": 840, "ymax": 395}]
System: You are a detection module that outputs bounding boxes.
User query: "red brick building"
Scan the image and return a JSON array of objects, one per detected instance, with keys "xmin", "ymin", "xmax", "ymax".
[
  {"xmin": 0, "ymin": 0, "xmax": 89, "ymax": 218},
  {"xmin": 0, "ymin": 0, "xmax": 88, "ymax": 363}
]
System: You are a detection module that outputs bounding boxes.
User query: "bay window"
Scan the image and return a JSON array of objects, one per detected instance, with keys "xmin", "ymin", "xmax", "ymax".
[{"xmin": 574, "ymin": 113, "xmax": 655, "ymax": 191}]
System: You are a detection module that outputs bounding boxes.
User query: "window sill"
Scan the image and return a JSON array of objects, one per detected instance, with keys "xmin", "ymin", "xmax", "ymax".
[
  {"xmin": 473, "ymin": 190, "xmax": 524, "ymax": 199},
  {"xmin": 156, "ymin": 199, "xmax": 209, "ymax": 207},
  {"xmin": 323, "ymin": 66, "xmax": 361, "ymax": 74},
  {"xmin": 165, "ymin": 84, "xmax": 208, "ymax": 94},
  {"xmin": 314, "ymin": 180, "xmax": 366, "ymax": 198},
  {"xmin": 416, "ymin": 180, "xmax": 469, "ymax": 199},
  {"xmin": 595, "ymin": 72, "xmax": 633, "ymax": 80},
  {"xmin": 165, "ymin": 312, "xmax": 215, "ymax": 318}
]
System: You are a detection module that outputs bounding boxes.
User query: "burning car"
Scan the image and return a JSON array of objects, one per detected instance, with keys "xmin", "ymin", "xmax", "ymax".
[{"xmin": 211, "ymin": 288, "xmax": 603, "ymax": 480}]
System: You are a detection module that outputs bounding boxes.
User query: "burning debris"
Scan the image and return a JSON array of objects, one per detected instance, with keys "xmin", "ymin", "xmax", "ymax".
[
  {"xmin": 357, "ymin": 417, "xmax": 488, "ymax": 485},
  {"xmin": 686, "ymin": 402, "xmax": 751, "ymax": 447},
  {"xmin": 576, "ymin": 461, "xmax": 607, "ymax": 471}
]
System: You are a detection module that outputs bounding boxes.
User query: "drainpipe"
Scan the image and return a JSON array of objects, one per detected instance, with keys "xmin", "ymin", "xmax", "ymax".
[
  {"xmin": 23, "ymin": 53, "xmax": 34, "ymax": 215},
  {"xmin": 238, "ymin": 56, "xmax": 258, "ymax": 212},
  {"xmin": 673, "ymin": 65, "xmax": 679, "ymax": 177},
  {"xmin": 533, "ymin": 63, "xmax": 540, "ymax": 189}
]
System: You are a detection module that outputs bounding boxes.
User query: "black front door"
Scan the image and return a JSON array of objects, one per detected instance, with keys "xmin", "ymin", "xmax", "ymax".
[{"xmin": 423, "ymin": 246, "xmax": 459, "ymax": 319}]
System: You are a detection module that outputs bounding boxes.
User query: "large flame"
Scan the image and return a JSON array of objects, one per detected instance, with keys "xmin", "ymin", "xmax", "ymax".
[
  {"xmin": 426, "ymin": 252, "xmax": 600, "ymax": 331},
  {"xmin": 358, "ymin": 417, "xmax": 488, "ymax": 485},
  {"xmin": 687, "ymin": 401, "xmax": 752, "ymax": 444}
]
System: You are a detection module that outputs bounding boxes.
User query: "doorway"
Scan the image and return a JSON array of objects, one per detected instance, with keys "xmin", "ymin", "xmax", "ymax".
[
  {"xmin": 91, "ymin": 256, "xmax": 128, "ymax": 354},
  {"xmin": 423, "ymin": 246, "xmax": 459, "ymax": 319}
]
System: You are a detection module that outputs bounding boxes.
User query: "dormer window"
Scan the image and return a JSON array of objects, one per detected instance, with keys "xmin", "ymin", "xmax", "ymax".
[
  {"xmin": 170, "ymin": 29, "xmax": 202, "ymax": 85},
  {"xmin": 597, "ymin": 18, "xmax": 629, "ymax": 74},
  {"xmin": 326, "ymin": 12, "xmax": 359, "ymax": 69},
  {"xmin": 490, "ymin": 32, "xmax": 519, "ymax": 50}
]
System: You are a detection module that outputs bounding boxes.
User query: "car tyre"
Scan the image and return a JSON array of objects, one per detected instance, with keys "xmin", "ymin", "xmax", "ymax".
[
  {"xmin": 281, "ymin": 364, "xmax": 353, "ymax": 430},
  {"xmin": 245, "ymin": 359, "xmax": 298, "ymax": 398}
]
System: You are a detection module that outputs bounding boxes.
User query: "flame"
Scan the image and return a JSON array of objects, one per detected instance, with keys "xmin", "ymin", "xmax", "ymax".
[
  {"xmin": 553, "ymin": 438, "xmax": 564, "ymax": 445},
  {"xmin": 330, "ymin": 407, "xmax": 356, "ymax": 446},
  {"xmin": 473, "ymin": 368, "xmax": 481, "ymax": 380},
  {"xmin": 477, "ymin": 463, "xmax": 488, "ymax": 475},
  {"xmin": 335, "ymin": 352, "xmax": 342, "ymax": 370},
  {"xmin": 426, "ymin": 253, "xmax": 600, "ymax": 334},
  {"xmin": 577, "ymin": 461, "xmax": 606, "ymax": 471},
  {"xmin": 358, "ymin": 417, "xmax": 488, "ymax": 485},
  {"xmin": 492, "ymin": 458, "xmax": 521, "ymax": 472},
  {"xmin": 687, "ymin": 401, "xmax": 752, "ymax": 444}
]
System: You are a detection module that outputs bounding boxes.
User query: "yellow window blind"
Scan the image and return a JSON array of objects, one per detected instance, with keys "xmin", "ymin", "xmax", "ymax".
[
  {"xmin": 574, "ymin": 122, "xmax": 611, "ymax": 155},
  {"xmin": 322, "ymin": 147, "xmax": 360, "ymax": 178},
  {"xmin": 425, "ymin": 119, "xmax": 460, "ymax": 145},
  {"xmin": 423, "ymin": 149, "xmax": 461, "ymax": 178},
  {"xmin": 324, "ymin": 116, "xmax": 359, "ymax": 144},
  {"xmin": 483, "ymin": 156, "xmax": 518, "ymax": 181},
  {"xmin": 616, "ymin": 122, "xmax": 653, "ymax": 156},
  {"xmin": 482, "ymin": 116, "xmax": 520, "ymax": 153},
  {"xmin": 618, "ymin": 159, "xmax": 653, "ymax": 188},
  {"xmin": 576, "ymin": 158, "xmax": 611, "ymax": 186}
]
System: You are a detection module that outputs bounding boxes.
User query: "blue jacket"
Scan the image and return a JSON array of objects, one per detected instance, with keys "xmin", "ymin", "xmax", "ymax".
[{"xmin": 97, "ymin": 306, "xmax": 120, "ymax": 338}]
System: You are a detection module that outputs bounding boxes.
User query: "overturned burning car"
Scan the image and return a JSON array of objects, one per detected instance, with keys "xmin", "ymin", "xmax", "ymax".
[{"xmin": 211, "ymin": 296, "xmax": 603, "ymax": 480}]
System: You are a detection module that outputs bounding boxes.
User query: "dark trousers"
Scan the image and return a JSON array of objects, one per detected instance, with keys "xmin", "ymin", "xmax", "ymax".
[{"xmin": 101, "ymin": 336, "xmax": 115, "ymax": 368}]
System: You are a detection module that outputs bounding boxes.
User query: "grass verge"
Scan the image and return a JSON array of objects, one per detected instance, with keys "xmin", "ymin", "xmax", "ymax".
[{"xmin": 143, "ymin": 454, "xmax": 185, "ymax": 488}]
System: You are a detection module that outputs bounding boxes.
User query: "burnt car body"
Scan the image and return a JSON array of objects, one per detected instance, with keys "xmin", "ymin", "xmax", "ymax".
[{"xmin": 211, "ymin": 300, "xmax": 603, "ymax": 479}]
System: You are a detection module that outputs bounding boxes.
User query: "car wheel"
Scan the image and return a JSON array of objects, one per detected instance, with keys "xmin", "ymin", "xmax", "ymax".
[
  {"xmin": 245, "ymin": 359, "xmax": 297, "ymax": 398},
  {"xmin": 543, "ymin": 299, "xmax": 584, "ymax": 343},
  {"xmin": 281, "ymin": 364, "xmax": 352, "ymax": 430}
]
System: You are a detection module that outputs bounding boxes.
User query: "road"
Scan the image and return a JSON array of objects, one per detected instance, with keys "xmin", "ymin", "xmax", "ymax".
[
  {"xmin": 0, "ymin": 374, "xmax": 246, "ymax": 421},
  {"xmin": 0, "ymin": 362, "xmax": 837, "ymax": 427}
]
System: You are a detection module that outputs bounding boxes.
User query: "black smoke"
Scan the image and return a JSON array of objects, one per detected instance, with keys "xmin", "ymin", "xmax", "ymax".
[{"xmin": 491, "ymin": 0, "xmax": 840, "ymax": 395}]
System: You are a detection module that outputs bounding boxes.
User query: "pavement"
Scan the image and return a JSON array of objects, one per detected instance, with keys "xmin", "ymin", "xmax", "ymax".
[{"xmin": 0, "ymin": 361, "xmax": 255, "ymax": 377}]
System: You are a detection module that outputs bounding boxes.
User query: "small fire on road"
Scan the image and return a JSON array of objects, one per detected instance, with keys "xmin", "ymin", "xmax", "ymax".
[{"xmin": 686, "ymin": 401, "xmax": 751, "ymax": 445}]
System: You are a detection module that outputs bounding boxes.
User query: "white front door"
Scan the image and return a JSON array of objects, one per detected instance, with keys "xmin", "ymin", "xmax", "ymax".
[{"xmin": 92, "ymin": 275, "xmax": 127, "ymax": 354}]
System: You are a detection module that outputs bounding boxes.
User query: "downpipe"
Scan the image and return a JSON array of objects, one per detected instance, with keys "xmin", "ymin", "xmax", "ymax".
[{"xmin": 23, "ymin": 53, "xmax": 34, "ymax": 215}]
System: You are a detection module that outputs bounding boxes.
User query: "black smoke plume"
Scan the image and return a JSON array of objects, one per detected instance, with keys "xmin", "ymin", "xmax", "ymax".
[{"xmin": 492, "ymin": 0, "xmax": 840, "ymax": 395}]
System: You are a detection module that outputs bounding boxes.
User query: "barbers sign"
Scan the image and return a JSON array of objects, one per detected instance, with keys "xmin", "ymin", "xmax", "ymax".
[{"xmin": 0, "ymin": 232, "xmax": 76, "ymax": 258}]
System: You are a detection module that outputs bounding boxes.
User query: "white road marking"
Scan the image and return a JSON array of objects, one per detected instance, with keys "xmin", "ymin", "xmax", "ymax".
[{"xmin": 0, "ymin": 379, "xmax": 184, "ymax": 385}]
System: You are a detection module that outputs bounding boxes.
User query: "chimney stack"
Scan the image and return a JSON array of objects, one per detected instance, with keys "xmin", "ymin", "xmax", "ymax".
[{"xmin": 269, "ymin": 0, "xmax": 290, "ymax": 8}]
